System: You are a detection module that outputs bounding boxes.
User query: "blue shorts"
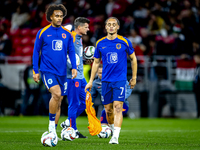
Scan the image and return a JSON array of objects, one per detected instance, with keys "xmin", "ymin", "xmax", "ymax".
[
  {"xmin": 41, "ymin": 72, "xmax": 67, "ymax": 96},
  {"xmin": 102, "ymin": 80, "xmax": 126, "ymax": 105}
]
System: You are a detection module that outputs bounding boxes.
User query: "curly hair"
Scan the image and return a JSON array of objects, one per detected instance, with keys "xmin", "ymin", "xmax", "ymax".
[{"xmin": 45, "ymin": 4, "xmax": 67, "ymax": 22}]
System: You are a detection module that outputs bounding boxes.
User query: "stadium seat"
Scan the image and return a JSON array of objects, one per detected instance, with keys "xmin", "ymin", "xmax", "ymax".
[
  {"xmin": 14, "ymin": 46, "xmax": 23, "ymax": 56},
  {"xmin": 21, "ymin": 46, "xmax": 33, "ymax": 56},
  {"xmin": 31, "ymin": 38, "xmax": 36, "ymax": 45},
  {"xmin": 13, "ymin": 37, "xmax": 22, "ymax": 47},
  {"xmin": 9, "ymin": 29, "xmax": 20, "ymax": 39},
  {"xmin": 21, "ymin": 37, "xmax": 32, "ymax": 46},
  {"xmin": 20, "ymin": 28, "xmax": 31, "ymax": 37},
  {"xmin": 30, "ymin": 28, "xmax": 40, "ymax": 37}
]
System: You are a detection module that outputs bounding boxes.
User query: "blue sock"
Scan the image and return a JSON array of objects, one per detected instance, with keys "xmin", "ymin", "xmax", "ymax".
[
  {"xmin": 55, "ymin": 124, "xmax": 57, "ymax": 129},
  {"xmin": 49, "ymin": 113, "xmax": 56, "ymax": 121}
]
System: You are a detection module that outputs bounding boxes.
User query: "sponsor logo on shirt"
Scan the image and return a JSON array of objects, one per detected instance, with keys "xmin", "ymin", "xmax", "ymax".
[
  {"xmin": 107, "ymin": 52, "xmax": 118, "ymax": 64},
  {"xmin": 52, "ymin": 40, "xmax": 63, "ymax": 51}
]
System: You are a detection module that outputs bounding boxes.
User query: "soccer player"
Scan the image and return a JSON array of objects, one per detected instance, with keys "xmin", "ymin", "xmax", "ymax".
[
  {"xmin": 91, "ymin": 65, "xmax": 133, "ymax": 128},
  {"xmin": 85, "ymin": 17, "xmax": 137, "ymax": 144},
  {"xmin": 60, "ymin": 17, "xmax": 90, "ymax": 138},
  {"xmin": 32, "ymin": 4, "xmax": 77, "ymax": 139}
]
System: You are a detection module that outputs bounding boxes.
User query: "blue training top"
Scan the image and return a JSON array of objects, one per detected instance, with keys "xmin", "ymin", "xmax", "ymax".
[
  {"xmin": 67, "ymin": 31, "xmax": 84, "ymax": 79},
  {"xmin": 94, "ymin": 35, "xmax": 134, "ymax": 82},
  {"xmin": 32, "ymin": 24, "xmax": 76, "ymax": 76}
]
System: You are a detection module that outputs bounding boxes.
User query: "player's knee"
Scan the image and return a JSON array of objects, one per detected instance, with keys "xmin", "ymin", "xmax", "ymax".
[
  {"xmin": 114, "ymin": 104, "xmax": 123, "ymax": 113},
  {"xmin": 105, "ymin": 108, "xmax": 113, "ymax": 116},
  {"xmin": 52, "ymin": 91, "xmax": 61, "ymax": 101}
]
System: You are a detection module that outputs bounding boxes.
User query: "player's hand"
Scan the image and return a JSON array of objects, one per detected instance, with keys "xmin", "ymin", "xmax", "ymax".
[
  {"xmin": 71, "ymin": 69, "xmax": 77, "ymax": 79},
  {"xmin": 85, "ymin": 82, "xmax": 93, "ymax": 92},
  {"xmin": 33, "ymin": 73, "xmax": 40, "ymax": 83},
  {"xmin": 129, "ymin": 78, "xmax": 136, "ymax": 89}
]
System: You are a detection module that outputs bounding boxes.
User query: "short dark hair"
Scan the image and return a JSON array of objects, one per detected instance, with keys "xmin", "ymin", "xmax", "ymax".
[
  {"xmin": 105, "ymin": 17, "xmax": 120, "ymax": 26},
  {"xmin": 98, "ymin": 64, "xmax": 103, "ymax": 69},
  {"xmin": 45, "ymin": 4, "xmax": 67, "ymax": 22},
  {"xmin": 74, "ymin": 17, "xmax": 90, "ymax": 29}
]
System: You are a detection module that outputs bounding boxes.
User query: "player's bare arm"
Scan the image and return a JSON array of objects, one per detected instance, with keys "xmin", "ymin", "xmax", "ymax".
[
  {"xmin": 85, "ymin": 58, "xmax": 100, "ymax": 92},
  {"xmin": 71, "ymin": 69, "xmax": 77, "ymax": 79},
  {"xmin": 129, "ymin": 52, "xmax": 137, "ymax": 89},
  {"xmin": 33, "ymin": 73, "xmax": 40, "ymax": 83}
]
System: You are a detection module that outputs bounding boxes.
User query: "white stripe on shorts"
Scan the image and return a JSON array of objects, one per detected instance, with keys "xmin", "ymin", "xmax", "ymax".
[{"xmin": 43, "ymin": 74, "xmax": 49, "ymax": 89}]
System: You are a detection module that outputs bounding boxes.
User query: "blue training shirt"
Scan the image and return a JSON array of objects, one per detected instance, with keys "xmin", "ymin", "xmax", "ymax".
[
  {"xmin": 94, "ymin": 35, "xmax": 134, "ymax": 82},
  {"xmin": 32, "ymin": 24, "xmax": 76, "ymax": 76},
  {"xmin": 67, "ymin": 31, "xmax": 84, "ymax": 79}
]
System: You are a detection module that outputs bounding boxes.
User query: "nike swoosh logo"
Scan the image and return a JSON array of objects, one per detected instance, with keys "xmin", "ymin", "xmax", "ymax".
[
  {"xmin": 47, "ymin": 35, "xmax": 52, "ymax": 37},
  {"xmin": 118, "ymin": 96, "xmax": 124, "ymax": 98},
  {"xmin": 102, "ymin": 47, "xmax": 106, "ymax": 49}
]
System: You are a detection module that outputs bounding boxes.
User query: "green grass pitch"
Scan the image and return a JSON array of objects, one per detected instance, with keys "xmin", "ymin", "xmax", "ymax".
[{"xmin": 0, "ymin": 116, "xmax": 200, "ymax": 150}]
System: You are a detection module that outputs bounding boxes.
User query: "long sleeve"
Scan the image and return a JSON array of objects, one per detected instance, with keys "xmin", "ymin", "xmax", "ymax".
[
  {"xmin": 32, "ymin": 30, "xmax": 42, "ymax": 74},
  {"xmin": 68, "ymin": 34, "xmax": 76, "ymax": 69}
]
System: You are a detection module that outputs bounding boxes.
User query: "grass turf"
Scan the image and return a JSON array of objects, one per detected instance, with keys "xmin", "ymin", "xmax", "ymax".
[{"xmin": 0, "ymin": 116, "xmax": 200, "ymax": 150}]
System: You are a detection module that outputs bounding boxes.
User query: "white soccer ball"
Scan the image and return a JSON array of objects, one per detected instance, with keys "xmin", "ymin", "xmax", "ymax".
[
  {"xmin": 67, "ymin": 54, "xmax": 80, "ymax": 69},
  {"xmin": 97, "ymin": 126, "xmax": 112, "ymax": 138},
  {"xmin": 83, "ymin": 46, "xmax": 95, "ymax": 59},
  {"xmin": 41, "ymin": 131, "xmax": 58, "ymax": 147},
  {"xmin": 61, "ymin": 127, "xmax": 76, "ymax": 141}
]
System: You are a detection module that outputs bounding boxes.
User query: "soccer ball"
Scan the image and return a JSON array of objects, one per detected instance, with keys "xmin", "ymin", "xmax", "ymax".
[
  {"xmin": 41, "ymin": 131, "xmax": 58, "ymax": 147},
  {"xmin": 67, "ymin": 53, "xmax": 80, "ymax": 69},
  {"xmin": 97, "ymin": 126, "xmax": 112, "ymax": 138},
  {"xmin": 83, "ymin": 46, "xmax": 95, "ymax": 59},
  {"xmin": 61, "ymin": 127, "xmax": 76, "ymax": 141}
]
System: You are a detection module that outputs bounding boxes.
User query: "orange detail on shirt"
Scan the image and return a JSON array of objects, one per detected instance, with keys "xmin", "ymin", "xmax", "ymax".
[
  {"xmin": 62, "ymin": 33, "xmax": 66, "ymax": 39},
  {"xmin": 100, "ymin": 117, "xmax": 103, "ymax": 122},
  {"xmin": 61, "ymin": 26, "xmax": 71, "ymax": 33},
  {"xmin": 117, "ymin": 35, "xmax": 129, "ymax": 46},
  {"xmin": 75, "ymin": 81, "xmax": 79, "ymax": 87},
  {"xmin": 122, "ymin": 108, "xmax": 126, "ymax": 112},
  {"xmin": 39, "ymin": 24, "xmax": 51, "ymax": 39},
  {"xmin": 85, "ymin": 91, "xmax": 102, "ymax": 135},
  {"xmin": 32, "ymin": 70, "xmax": 36, "ymax": 75},
  {"xmin": 71, "ymin": 31, "xmax": 76, "ymax": 43},
  {"xmin": 96, "ymin": 36, "xmax": 107, "ymax": 47}
]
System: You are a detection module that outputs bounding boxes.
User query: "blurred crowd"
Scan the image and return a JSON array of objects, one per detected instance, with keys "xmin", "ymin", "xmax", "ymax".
[
  {"xmin": 0, "ymin": 0, "xmax": 200, "ymax": 117},
  {"xmin": 0, "ymin": 0, "xmax": 200, "ymax": 57}
]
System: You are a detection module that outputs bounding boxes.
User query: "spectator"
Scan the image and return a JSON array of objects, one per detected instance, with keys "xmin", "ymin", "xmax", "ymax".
[
  {"xmin": 193, "ymin": 50, "xmax": 200, "ymax": 118},
  {"xmin": 105, "ymin": 0, "xmax": 114, "ymax": 17},
  {"xmin": 128, "ymin": 29, "xmax": 142, "ymax": 45},
  {"xmin": 30, "ymin": 0, "xmax": 46, "ymax": 28},
  {"xmin": 11, "ymin": 4, "xmax": 31, "ymax": 30},
  {"xmin": 0, "ymin": 31, "xmax": 12, "ymax": 57},
  {"xmin": 20, "ymin": 64, "xmax": 41, "ymax": 115},
  {"xmin": 120, "ymin": 16, "xmax": 135, "ymax": 36}
]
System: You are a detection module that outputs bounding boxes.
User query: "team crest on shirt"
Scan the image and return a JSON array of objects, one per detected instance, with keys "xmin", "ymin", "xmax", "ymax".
[
  {"xmin": 75, "ymin": 81, "xmax": 79, "ymax": 87},
  {"xmin": 116, "ymin": 43, "xmax": 121, "ymax": 49},
  {"xmin": 48, "ymin": 79, "xmax": 53, "ymax": 84},
  {"xmin": 62, "ymin": 33, "xmax": 66, "ymax": 39}
]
